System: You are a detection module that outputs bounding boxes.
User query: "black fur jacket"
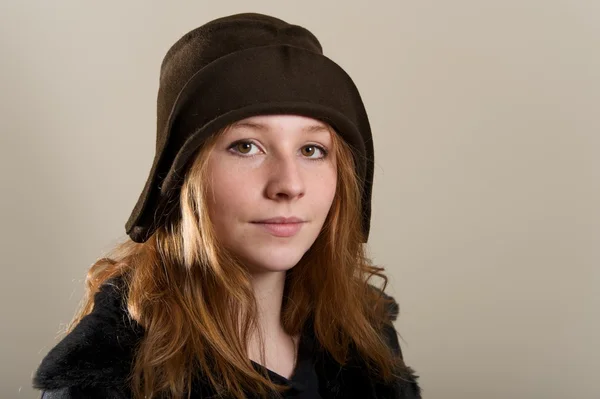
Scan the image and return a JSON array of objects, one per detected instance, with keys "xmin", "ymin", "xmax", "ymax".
[{"xmin": 32, "ymin": 280, "xmax": 422, "ymax": 398}]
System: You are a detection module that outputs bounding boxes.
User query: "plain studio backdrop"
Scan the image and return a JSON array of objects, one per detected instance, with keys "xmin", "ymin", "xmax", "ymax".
[{"xmin": 1, "ymin": 1, "xmax": 598, "ymax": 398}]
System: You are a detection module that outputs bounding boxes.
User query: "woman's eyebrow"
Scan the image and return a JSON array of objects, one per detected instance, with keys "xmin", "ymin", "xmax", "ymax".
[{"xmin": 231, "ymin": 121, "xmax": 330, "ymax": 134}]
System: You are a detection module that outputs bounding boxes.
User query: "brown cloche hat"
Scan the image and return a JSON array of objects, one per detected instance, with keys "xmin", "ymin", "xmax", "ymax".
[{"xmin": 125, "ymin": 12, "xmax": 375, "ymax": 243}]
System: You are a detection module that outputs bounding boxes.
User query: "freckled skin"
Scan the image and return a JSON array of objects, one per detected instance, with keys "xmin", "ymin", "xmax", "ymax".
[{"xmin": 206, "ymin": 114, "xmax": 337, "ymax": 273}]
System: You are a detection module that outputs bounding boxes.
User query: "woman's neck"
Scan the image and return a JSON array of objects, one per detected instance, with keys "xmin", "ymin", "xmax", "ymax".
[
  {"xmin": 246, "ymin": 270, "xmax": 300, "ymax": 378},
  {"xmin": 250, "ymin": 270, "xmax": 286, "ymax": 334}
]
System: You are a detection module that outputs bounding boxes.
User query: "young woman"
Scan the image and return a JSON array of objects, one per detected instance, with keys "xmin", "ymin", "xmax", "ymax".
[{"xmin": 33, "ymin": 12, "xmax": 422, "ymax": 399}]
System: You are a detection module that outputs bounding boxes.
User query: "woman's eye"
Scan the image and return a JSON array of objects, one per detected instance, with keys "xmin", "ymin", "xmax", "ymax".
[
  {"xmin": 301, "ymin": 145, "xmax": 327, "ymax": 159},
  {"xmin": 229, "ymin": 141, "xmax": 261, "ymax": 156},
  {"xmin": 228, "ymin": 141, "xmax": 328, "ymax": 160}
]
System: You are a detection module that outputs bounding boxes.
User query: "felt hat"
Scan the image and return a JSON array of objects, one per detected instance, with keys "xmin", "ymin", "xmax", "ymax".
[{"xmin": 125, "ymin": 12, "xmax": 374, "ymax": 243}]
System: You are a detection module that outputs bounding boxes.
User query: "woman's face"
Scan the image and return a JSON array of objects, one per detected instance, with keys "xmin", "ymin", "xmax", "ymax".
[{"xmin": 205, "ymin": 114, "xmax": 337, "ymax": 274}]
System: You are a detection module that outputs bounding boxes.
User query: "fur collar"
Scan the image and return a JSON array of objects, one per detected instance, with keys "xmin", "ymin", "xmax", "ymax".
[{"xmin": 33, "ymin": 279, "xmax": 421, "ymax": 398}]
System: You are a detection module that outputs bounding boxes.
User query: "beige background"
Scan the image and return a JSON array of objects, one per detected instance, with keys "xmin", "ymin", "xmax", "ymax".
[{"xmin": 1, "ymin": 1, "xmax": 598, "ymax": 398}]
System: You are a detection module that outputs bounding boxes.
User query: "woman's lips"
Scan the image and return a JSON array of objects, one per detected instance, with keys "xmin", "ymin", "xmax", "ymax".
[{"xmin": 252, "ymin": 222, "xmax": 305, "ymax": 237}]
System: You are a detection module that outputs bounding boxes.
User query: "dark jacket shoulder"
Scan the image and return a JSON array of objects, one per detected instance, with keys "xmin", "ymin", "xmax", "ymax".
[
  {"xmin": 33, "ymin": 278, "xmax": 138, "ymax": 398},
  {"xmin": 40, "ymin": 386, "xmax": 127, "ymax": 399},
  {"xmin": 33, "ymin": 280, "xmax": 421, "ymax": 398}
]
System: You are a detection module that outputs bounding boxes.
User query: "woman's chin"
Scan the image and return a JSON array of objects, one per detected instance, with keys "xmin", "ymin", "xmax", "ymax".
[{"xmin": 242, "ymin": 251, "xmax": 305, "ymax": 274}]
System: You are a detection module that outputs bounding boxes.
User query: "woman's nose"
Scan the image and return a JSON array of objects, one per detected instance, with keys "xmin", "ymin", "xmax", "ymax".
[{"xmin": 264, "ymin": 156, "xmax": 306, "ymax": 201}]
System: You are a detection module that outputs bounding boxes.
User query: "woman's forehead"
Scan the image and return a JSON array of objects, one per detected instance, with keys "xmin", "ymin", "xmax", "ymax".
[{"xmin": 230, "ymin": 114, "xmax": 331, "ymax": 133}]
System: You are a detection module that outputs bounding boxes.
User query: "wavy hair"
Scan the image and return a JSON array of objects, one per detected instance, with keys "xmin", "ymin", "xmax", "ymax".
[{"xmin": 66, "ymin": 122, "xmax": 406, "ymax": 398}]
